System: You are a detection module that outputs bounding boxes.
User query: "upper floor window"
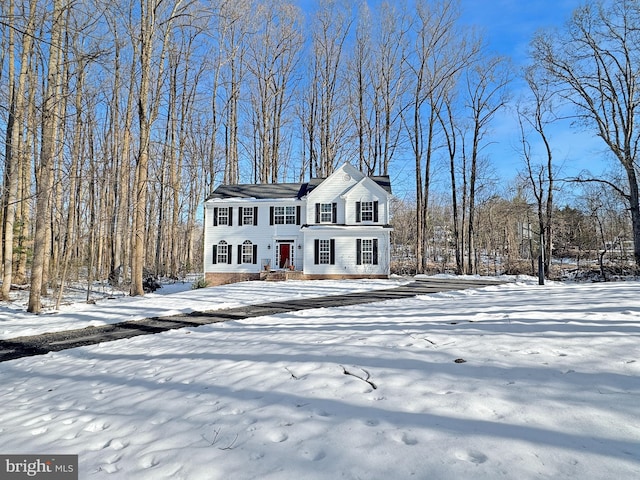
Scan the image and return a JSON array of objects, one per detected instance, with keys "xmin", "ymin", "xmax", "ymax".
[
  {"xmin": 271, "ymin": 206, "xmax": 299, "ymax": 225},
  {"xmin": 239, "ymin": 206, "xmax": 258, "ymax": 226},
  {"xmin": 213, "ymin": 207, "xmax": 232, "ymax": 226},
  {"xmin": 315, "ymin": 203, "xmax": 337, "ymax": 223},
  {"xmin": 356, "ymin": 201, "xmax": 379, "ymax": 223},
  {"xmin": 361, "ymin": 202, "xmax": 374, "ymax": 222}
]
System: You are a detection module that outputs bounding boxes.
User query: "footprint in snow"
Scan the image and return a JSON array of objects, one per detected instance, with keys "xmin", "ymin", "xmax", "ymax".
[
  {"xmin": 455, "ymin": 450, "xmax": 488, "ymax": 464},
  {"xmin": 268, "ymin": 431, "xmax": 288, "ymax": 443},
  {"xmin": 300, "ymin": 448, "xmax": 326, "ymax": 461}
]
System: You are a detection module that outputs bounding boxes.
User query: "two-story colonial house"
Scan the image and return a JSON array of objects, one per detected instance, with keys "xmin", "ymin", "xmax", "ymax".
[{"xmin": 203, "ymin": 162, "xmax": 393, "ymax": 286}]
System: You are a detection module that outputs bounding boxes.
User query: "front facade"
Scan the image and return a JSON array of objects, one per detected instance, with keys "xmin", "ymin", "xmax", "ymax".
[{"xmin": 203, "ymin": 163, "xmax": 393, "ymax": 286}]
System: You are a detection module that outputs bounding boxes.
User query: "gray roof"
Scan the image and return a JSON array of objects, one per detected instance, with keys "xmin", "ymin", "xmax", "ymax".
[{"xmin": 207, "ymin": 175, "xmax": 391, "ymax": 200}]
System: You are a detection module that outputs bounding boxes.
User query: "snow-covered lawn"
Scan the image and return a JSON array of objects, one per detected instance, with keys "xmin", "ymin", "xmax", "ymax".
[{"xmin": 1, "ymin": 277, "xmax": 638, "ymax": 479}]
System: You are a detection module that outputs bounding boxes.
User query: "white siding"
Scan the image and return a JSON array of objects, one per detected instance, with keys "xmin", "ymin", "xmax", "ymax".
[
  {"xmin": 302, "ymin": 227, "xmax": 390, "ymax": 276},
  {"xmin": 204, "ymin": 200, "xmax": 304, "ymax": 273},
  {"xmin": 203, "ymin": 162, "xmax": 392, "ymax": 278}
]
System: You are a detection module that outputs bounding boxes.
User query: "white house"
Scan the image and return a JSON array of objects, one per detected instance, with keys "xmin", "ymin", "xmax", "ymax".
[{"xmin": 203, "ymin": 163, "xmax": 393, "ymax": 286}]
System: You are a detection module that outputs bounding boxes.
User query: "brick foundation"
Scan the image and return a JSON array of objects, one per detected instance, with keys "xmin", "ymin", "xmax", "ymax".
[
  {"xmin": 204, "ymin": 272, "xmax": 261, "ymax": 286},
  {"xmin": 204, "ymin": 271, "xmax": 388, "ymax": 286}
]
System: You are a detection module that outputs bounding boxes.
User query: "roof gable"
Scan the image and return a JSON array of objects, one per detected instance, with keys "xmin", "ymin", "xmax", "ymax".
[{"xmin": 343, "ymin": 175, "xmax": 392, "ymax": 199}]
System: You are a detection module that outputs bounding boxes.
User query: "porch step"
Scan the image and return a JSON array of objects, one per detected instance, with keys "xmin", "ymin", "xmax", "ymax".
[{"xmin": 261, "ymin": 270, "xmax": 305, "ymax": 282}]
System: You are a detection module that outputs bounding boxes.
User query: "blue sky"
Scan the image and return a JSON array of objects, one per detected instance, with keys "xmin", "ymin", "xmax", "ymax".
[
  {"xmin": 297, "ymin": 1, "xmax": 603, "ymax": 200},
  {"xmin": 454, "ymin": 0, "xmax": 607, "ymax": 200}
]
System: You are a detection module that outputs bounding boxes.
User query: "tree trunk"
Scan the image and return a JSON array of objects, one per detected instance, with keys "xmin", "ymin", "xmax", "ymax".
[{"xmin": 29, "ymin": 0, "xmax": 66, "ymax": 313}]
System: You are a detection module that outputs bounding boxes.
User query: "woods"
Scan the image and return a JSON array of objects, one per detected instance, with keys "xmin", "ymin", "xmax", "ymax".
[{"xmin": 1, "ymin": 0, "xmax": 639, "ymax": 311}]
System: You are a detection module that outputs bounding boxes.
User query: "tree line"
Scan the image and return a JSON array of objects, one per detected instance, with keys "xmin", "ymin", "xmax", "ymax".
[{"xmin": 1, "ymin": 0, "xmax": 638, "ymax": 312}]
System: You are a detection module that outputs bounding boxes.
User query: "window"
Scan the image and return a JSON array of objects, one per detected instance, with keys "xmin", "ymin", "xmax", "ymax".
[
  {"xmin": 357, "ymin": 238, "xmax": 378, "ymax": 265},
  {"xmin": 239, "ymin": 206, "xmax": 257, "ymax": 226},
  {"xmin": 360, "ymin": 202, "xmax": 374, "ymax": 222},
  {"xmin": 212, "ymin": 240, "xmax": 230, "ymax": 264},
  {"xmin": 213, "ymin": 207, "xmax": 232, "ymax": 226},
  {"xmin": 314, "ymin": 239, "xmax": 335, "ymax": 265},
  {"xmin": 271, "ymin": 206, "xmax": 298, "ymax": 225},
  {"xmin": 356, "ymin": 201, "xmax": 379, "ymax": 223},
  {"xmin": 242, "ymin": 240, "xmax": 254, "ymax": 263},
  {"xmin": 318, "ymin": 240, "xmax": 331, "ymax": 264},
  {"xmin": 320, "ymin": 203, "xmax": 333, "ymax": 223},
  {"xmin": 315, "ymin": 203, "xmax": 337, "ymax": 223}
]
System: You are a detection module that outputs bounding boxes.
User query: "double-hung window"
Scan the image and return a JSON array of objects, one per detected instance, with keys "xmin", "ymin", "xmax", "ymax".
[
  {"xmin": 213, "ymin": 207, "xmax": 232, "ymax": 226},
  {"xmin": 356, "ymin": 201, "xmax": 378, "ymax": 223},
  {"xmin": 315, "ymin": 203, "xmax": 337, "ymax": 223},
  {"xmin": 241, "ymin": 207, "xmax": 255, "ymax": 226},
  {"xmin": 272, "ymin": 206, "xmax": 297, "ymax": 225},
  {"xmin": 241, "ymin": 240, "xmax": 254, "ymax": 263},
  {"xmin": 356, "ymin": 238, "xmax": 378, "ymax": 265},
  {"xmin": 360, "ymin": 202, "xmax": 374, "ymax": 222},
  {"xmin": 318, "ymin": 239, "xmax": 331, "ymax": 264},
  {"xmin": 319, "ymin": 203, "xmax": 333, "ymax": 223},
  {"xmin": 314, "ymin": 239, "xmax": 335, "ymax": 265},
  {"xmin": 213, "ymin": 240, "xmax": 230, "ymax": 264}
]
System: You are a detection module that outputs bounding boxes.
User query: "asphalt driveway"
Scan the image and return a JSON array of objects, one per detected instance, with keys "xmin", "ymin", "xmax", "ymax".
[{"xmin": 0, "ymin": 277, "xmax": 505, "ymax": 362}]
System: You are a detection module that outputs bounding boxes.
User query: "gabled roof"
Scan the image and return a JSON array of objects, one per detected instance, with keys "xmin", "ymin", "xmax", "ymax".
[{"xmin": 206, "ymin": 170, "xmax": 391, "ymax": 201}]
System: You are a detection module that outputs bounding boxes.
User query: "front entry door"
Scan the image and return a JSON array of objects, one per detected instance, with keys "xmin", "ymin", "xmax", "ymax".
[{"xmin": 278, "ymin": 243, "xmax": 292, "ymax": 268}]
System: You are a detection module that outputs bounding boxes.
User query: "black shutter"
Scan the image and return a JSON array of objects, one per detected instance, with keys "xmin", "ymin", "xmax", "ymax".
[
  {"xmin": 330, "ymin": 239, "xmax": 335, "ymax": 264},
  {"xmin": 296, "ymin": 205, "xmax": 301, "ymax": 225},
  {"xmin": 212, "ymin": 245, "xmax": 217, "ymax": 264},
  {"xmin": 314, "ymin": 239, "xmax": 320, "ymax": 264},
  {"xmin": 238, "ymin": 207, "xmax": 243, "ymax": 226},
  {"xmin": 356, "ymin": 239, "xmax": 362, "ymax": 265},
  {"xmin": 332, "ymin": 203, "xmax": 337, "ymax": 223},
  {"xmin": 228, "ymin": 246, "xmax": 233, "ymax": 264},
  {"xmin": 270, "ymin": 206, "xmax": 274, "ymax": 225},
  {"xmin": 254, "ymin": 206, "xmax": 259, "ymax": 226},
  {"xmin": 374, "ymin": 201, "xmax": 379, "ymax": 223},
  {"xmin": 315, "ymin": 203, "xmax": 320, "ymax": 223},
  {"xmin": 373, "ymin": 239, "xmax": 379, "ymax": 265},
  {"xmin": 253, "ymin": 245, "xmax": 258, "ymax": 264},
  {"xmin": 237, "ymin": 244, "xmax": 242, "ymax": 264},
  {"xmin": 228, "ymin": 208, "xmax": 233, "ymax": 226},
  {"xmin": 213, "ymin": 208, "xmax": 218, "ymax": 226},
  {"xmin": 356, "ymin": 202, "xmax": 361, "ymax": 223}
]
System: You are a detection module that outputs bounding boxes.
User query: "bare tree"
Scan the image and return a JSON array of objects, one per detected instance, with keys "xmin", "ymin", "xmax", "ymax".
[
  {"xmin": 309, "ymin": 0, "xmax": 353, "ymax": 177},
  {"xmin": 462, "ymin": 54, "xmax": 511, "ymax": 274},
  {"xmin": 531, "ymin": 0, "xmax": 640, "ymax": 267},
  {"xmin": 517, "ymin": 66, "xmax": 557, "ymax": 277},
  {"xmin": 131, "ymin": 0, "xmax": 186, "ymax": 296},
  {"xmin": 2, "ymin": 0, "xmax": 38, "ymax": 300},
  {"xmin": 246, "ymin": 0, "xmax": 303, "ymax": 183},
  {"xmin": 403, "ymin": 0, "xmax": 472, "ymax": 274},
  {"xmin": 28, "ymin": 0, "xmax": 68, "ymax": 312}
]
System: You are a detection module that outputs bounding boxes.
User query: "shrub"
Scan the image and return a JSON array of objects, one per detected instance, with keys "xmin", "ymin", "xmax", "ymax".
[{"xmin": 191, "ymin": 277, "xmax": 209, "ymax": 290}]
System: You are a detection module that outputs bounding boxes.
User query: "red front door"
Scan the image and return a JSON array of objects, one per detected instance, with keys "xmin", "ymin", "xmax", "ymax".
[{"xmin": 279, "ymin": 243, "xmax": 291, "ymax": 268}]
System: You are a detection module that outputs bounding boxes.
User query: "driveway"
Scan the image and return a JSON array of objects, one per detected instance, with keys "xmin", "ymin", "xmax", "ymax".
[{"xmin": 0, "ymin": 277, "xmax": 505, "ymax": 362}]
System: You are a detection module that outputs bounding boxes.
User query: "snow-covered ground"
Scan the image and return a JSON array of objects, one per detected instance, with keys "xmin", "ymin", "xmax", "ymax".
[{"xmin": 1, "ymin": 277, "xmax": 638, "ymax": 479}]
